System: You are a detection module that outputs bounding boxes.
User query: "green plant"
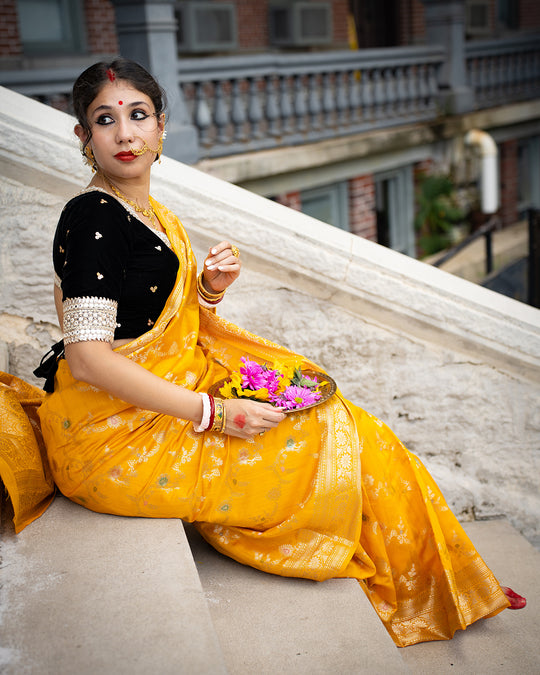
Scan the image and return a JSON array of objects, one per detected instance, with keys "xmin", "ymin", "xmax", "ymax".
[{"xmin": 414, "ymin": 174, "xmax": 465, "ymax": 256}]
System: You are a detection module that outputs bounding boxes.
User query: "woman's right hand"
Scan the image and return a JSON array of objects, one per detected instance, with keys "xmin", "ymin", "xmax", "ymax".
[{"xmin": 222, "ymin": 398, "xmax": 286, "ymax": 439}]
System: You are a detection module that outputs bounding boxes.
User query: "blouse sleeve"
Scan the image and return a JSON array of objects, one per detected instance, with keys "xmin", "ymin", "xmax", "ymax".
[{"xmin": 53, "ymin": 193, "xmax": 133, "ymax": 345}]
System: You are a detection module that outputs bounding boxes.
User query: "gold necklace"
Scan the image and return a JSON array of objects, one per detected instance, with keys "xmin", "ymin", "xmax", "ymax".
[{"xmin": 105, "ymin": 178, "xmax": 157, "ymax": 228}]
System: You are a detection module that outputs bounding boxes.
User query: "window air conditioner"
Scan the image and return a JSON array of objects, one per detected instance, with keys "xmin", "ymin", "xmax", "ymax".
[
  {"xmin": 465, "ymin": 0, "xmax": 491, "ymax": 36},
  {"xmin": 175, "ymin": 2, "xmax": 238, "ymax": 53},
  {"xmin": 269, "ymin": 2, "xmax": 333, "ymax": 47}
]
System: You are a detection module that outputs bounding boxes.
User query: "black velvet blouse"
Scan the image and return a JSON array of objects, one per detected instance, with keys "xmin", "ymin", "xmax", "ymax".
[{"xmin": 53, "ymin": 190, "xmax": 179, "ymax": 342}]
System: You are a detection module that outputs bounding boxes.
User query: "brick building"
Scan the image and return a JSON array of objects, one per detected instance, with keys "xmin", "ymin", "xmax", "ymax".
[{"xmin": 1, "ymin": 0, "xmax": 539, "ymax": 262}]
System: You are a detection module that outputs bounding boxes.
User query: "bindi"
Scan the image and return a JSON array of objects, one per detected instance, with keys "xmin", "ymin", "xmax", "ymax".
[
  {"xmin": 118, "ymin": 100, "xmax": 123, "ymax": 105},
  {"xmin": 233, "ymin": 414, "xmax": 246, "ymax": 429}
]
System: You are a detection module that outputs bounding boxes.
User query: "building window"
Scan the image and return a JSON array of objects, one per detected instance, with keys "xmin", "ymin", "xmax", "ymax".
[
  {"xmin": 300, "ymin": 182, "xmax": 349, "ymax": 231},
  {"xmin": 518, "ymin": 136, "xmax": 540, "ymax": 216},
  {"xmin": 175, "ymin": 2, "xmax": 238, "ymax": 54},
  {"xmin": 17, "ymin": 0, "xmax": 85, "ymax": 55},
  {"xmin": 374, "ymin": 166, "xmax": 415, "ymax": 256},
  {"xmin": 497, "ymin": 0, "xmax": 519, "ymax": 31}
]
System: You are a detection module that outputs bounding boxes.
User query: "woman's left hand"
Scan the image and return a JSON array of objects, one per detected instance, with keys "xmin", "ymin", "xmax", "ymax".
[{"xmin": 202, "ymin": 241, "xmax": 242, "ymax": 293}]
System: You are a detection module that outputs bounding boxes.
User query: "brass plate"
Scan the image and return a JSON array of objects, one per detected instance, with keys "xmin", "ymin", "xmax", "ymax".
[{"xmin": 208, "ymin": 369, "xmax": 337, "ymax": 413}]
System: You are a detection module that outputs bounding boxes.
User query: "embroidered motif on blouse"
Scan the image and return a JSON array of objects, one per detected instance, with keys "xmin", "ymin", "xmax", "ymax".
[{"xmin": 63, "ymin": 296, "xmax": 118, "ymax": 345}]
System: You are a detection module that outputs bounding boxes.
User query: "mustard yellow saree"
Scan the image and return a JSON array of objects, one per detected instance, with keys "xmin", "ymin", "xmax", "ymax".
[{"xmin": 36, "ymin": 198, "xmax": 509, "ymax": 646}]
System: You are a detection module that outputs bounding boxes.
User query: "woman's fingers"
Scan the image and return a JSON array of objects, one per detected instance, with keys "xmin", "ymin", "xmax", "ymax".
[
  {"xmin": 223, "ymin": 399, "xmax": 286, "ymax": 439},
  {"xmin": 205, "ymin": 241, "xmax": 241, "ymax": 271}
]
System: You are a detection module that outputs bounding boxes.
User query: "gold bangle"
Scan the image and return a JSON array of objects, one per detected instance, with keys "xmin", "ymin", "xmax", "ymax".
[
  {"xmin": 198, "ymin": 273, "xmax": 223, "ymax": 297},
  {"xmin": 212, "ymin": 398, "xmax": 226, "ymax": 433},
  {"xmin": 197, "ymin": 273, "xmax": 225, "ymax": 301},
  {"xmin": 221, "ymin": 399, "xmax": 226, "ymax": 432}
]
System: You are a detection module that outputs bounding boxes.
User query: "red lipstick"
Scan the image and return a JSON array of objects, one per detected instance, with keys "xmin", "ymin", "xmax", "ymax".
[{"xmin": 115, "ymin": 151, "xmax": 136, "ymax": 162}]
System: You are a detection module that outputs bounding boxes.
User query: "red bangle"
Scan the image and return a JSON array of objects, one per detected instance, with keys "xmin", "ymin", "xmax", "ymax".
[{"xmin": 208, "ymin": 394, "xmax": 216, "ymax": 431}]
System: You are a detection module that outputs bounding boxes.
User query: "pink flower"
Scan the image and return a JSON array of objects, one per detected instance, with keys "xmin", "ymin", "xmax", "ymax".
[
  {"xmin": 240, "ymin": 357, "xmax": 282, "ymax": 394},
  {"xmin": 274, "ymin": 385, "xmax": 322, "ymax": 410},
  {"xmin": 260, "ymin": 368, "xmax": 281, "ymax": 395},
  {"xmin": 240, "ymin": 357, "xmax": 267, "ymax": 390}
]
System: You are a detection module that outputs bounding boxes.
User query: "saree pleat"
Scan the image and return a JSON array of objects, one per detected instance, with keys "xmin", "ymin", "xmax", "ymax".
[
  {"xmin": 0, "ymin": 373, "xmax": 54, "ymax": 533},
  {"xmin": 36, "ymin": 199, "xmax": 509, "ymax": 647}
]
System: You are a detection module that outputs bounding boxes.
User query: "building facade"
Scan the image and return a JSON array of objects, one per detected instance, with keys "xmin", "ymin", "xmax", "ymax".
[{"xmin": 1, "ymin": 0, "xmax": 539, "ymax": 262}]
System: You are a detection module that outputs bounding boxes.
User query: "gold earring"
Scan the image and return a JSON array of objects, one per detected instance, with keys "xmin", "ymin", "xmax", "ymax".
[
  {"xmin": 81, "ymin": 143, "xmax": 97, "ymax": 173},
  {"xmin": 157, "ymin": 134, "xmax": 163, "ymax": 163}
]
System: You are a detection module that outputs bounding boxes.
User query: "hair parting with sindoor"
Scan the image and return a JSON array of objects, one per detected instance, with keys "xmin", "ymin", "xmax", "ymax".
[{"xmin": 72, "ymin": 58, "xmax": 167, "ymax": 159}]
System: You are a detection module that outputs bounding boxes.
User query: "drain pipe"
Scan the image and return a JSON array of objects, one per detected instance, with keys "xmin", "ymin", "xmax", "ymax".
[{"xmin": 464, "ymin": 129, "xmax": 499, "ymax": 214}]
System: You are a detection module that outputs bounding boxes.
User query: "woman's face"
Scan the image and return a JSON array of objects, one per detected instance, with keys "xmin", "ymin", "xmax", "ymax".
[{"xmin": 75, "ymin": 79, "xmax": 163, "ymax": 181}]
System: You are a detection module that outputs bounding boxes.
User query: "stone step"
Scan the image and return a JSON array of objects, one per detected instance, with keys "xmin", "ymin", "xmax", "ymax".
[
  {"xmin": 0, "ymin": 495, "xmax": 226, "ymax": 675},
  {"xmin": 185, "ymin": 518, "xmax": 540, "ymax": 675},
  {"xmin": 400, "ymin": 519, "xmax": 540, "ymax": 675},
  {"xmin": 184, "ymin": 523, "xmax": 409, "ymax": 674},
  {"xmin": 2, "ymin": 496, "xmax": 537, "ymax": 675}
]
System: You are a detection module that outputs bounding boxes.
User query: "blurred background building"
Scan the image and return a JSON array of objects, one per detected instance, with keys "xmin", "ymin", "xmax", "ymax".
[{"xmin": 1, "ymin": 0, "xmax": 539, "ymax": 298}]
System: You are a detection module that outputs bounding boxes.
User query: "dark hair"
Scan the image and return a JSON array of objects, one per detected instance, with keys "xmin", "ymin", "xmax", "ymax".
[{"xmin": 72, "ymin": 58, "xmax": 167, "ymax": 149}]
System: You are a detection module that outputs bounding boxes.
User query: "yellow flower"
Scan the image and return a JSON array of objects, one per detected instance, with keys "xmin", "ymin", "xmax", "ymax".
[
  {"xmin": 219, "ymin": 372, "xmax": 242, "ymax": 398},
  {"xmin": 272, "ymin": 359, "xmax": 302, "ymax": 393},
  {"xmin": 273, "ymin": 359, "xmax": 300, "ymax": 380},
  {"xmin": 238, "ymin": 387, "xmax": 269, "ymax": 401}
]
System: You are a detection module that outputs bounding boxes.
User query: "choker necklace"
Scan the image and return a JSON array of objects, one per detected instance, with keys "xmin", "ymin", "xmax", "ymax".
[{"xmin": 104, "ymin": 178, "xmax": 157, "ymax": 228}]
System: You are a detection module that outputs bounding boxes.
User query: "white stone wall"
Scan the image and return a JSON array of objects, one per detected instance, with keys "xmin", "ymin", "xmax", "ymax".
[{"xmin": 1, "ymin": 86, "xmax": 539, "ymax": 547}]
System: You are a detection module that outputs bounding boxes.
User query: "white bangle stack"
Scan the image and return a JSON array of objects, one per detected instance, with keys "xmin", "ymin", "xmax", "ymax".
[{"xmin": 193, "ymin": 392, "xmax": 211, "ymax": 432}]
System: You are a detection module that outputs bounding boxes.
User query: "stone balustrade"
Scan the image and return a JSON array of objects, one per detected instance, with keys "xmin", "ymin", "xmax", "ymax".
[
  {"xmin": 1, "ymin": 36, "xmax": 540, "ymax": 163},
  {"xmin": 466, "ymin": 35, "xmax": 540, "ymax": 109},
  {"xmin": 178, "ymin": 46, "xmax": 444, "ymax": 158}
]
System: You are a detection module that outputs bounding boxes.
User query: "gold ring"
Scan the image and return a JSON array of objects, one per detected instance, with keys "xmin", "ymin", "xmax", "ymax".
[
  {"xmin": 231, "ymin": 245, "xmax": 240, "ymax": 258},
  {"xmin": 259, "ymin": 429, "xmax": 266, "ymax": 436}
]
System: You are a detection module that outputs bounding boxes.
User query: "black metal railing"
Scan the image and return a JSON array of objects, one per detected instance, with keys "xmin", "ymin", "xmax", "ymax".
[
  {"xmin": 433, "ymin": 216, "xmax": 499, "ymax": 276},
  {"xmin": 528, "ymin": 209, "xmax": 540, "ymax": 308}
]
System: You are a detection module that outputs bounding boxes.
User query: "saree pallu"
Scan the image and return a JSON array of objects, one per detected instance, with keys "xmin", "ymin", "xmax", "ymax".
[{"xmin": 38, "ymin": 198, "xmax": 509, "ymax": 646}]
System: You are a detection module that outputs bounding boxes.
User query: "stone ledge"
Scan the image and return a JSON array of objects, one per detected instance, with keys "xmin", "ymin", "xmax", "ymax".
[
  {"xmin": 0, "ymin": 496, "xmax": 226, "ymax": 675},
  {"xmin": 0, "ymin": 341, "xmax": 8, "ymax": 372}
]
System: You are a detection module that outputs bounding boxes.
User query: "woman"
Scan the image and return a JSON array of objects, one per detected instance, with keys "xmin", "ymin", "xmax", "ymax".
[{"xmin": 37, "ymin": 59, "xmax": 525, "ymax": 647}]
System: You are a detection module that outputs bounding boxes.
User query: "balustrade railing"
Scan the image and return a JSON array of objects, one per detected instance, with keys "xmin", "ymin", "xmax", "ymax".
[
  {"xmin": 178, "ymin": 46, "xmax": 444, "ymax": 158},
  {"xmin": 466, "ymin": 35, "xmax": 540, "ymax": 109},
  {"xmin": 0, "ymin": 66, "xmax": 79, "ymax": 113},
  {"xmin": 2, "ymin": 35, "xmax": 539, "ymax": 162}
]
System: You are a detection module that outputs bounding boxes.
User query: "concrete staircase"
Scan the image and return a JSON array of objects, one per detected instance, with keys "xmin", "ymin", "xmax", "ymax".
[{"xmin": 1, "ymin": 496, "xmax": 539, "ymax": 674}]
